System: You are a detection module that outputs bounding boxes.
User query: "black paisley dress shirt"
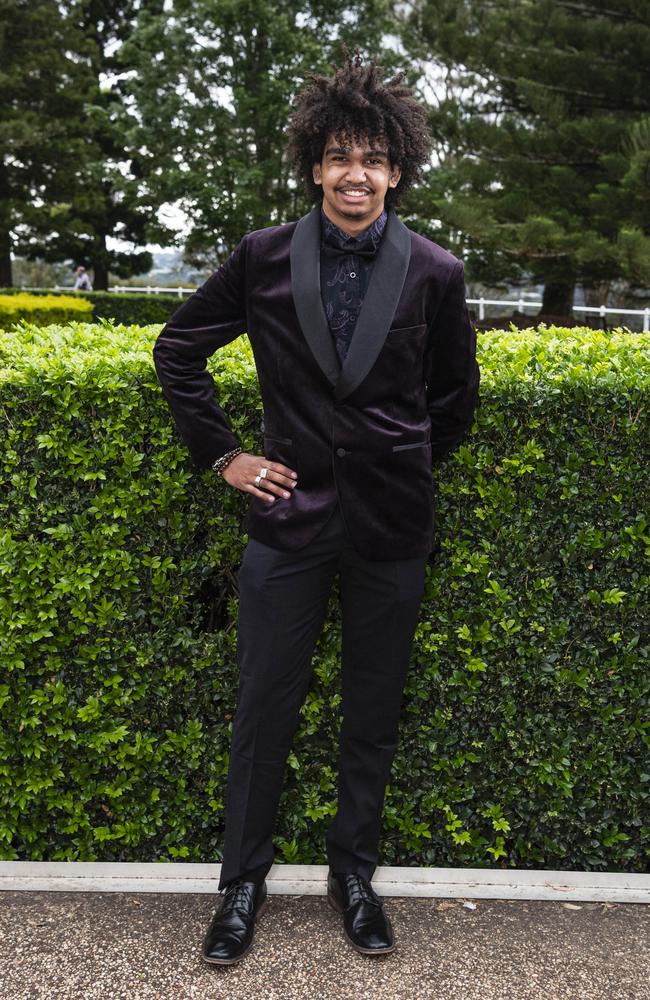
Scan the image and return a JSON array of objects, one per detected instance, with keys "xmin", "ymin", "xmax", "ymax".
[{"xmin": 319, "ymin": 205, "xmax": 388, "ymax": 364}]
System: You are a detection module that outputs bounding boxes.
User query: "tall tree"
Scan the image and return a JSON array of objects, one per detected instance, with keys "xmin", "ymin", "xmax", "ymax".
[
  {"xmin": 0, "ymin": 0, "xmax": 93, "ymax": 286},
  {"xmin": 2, "ymin": 1, "xmax": 169, "ymax": 290},
  {"xmin": 121, "ymin": 0, "xmax": 396, "ymax": 267},
  {"xmin": 43, "ymin": 0, "xmax": 161, "ymax": 289},
  {"xmin": 401, "ymin": 0, "xmax": 650, "ymax": 313}
]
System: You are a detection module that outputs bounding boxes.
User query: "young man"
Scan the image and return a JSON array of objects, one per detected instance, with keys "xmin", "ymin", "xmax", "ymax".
[{"xmin": 153, "ymin": 53, "xmax": 480, "ymax": 963}]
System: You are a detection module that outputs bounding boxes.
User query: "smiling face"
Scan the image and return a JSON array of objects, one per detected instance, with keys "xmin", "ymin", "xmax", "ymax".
[{"xmin": 312, "ymin": 132, "xmax": 401, "ymax": 235}]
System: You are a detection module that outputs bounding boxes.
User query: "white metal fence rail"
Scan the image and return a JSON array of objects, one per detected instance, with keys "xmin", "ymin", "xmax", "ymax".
[
  {"xmin": 101, "ymin": 288, "xmax": 650, "ymax": 331},
  {"xmin": 15, "ymin": 286, "xmax": 650, "ymax": 331},
  {"xmin": 107, "ymin": 285, "xmax": 194, "ymax": 298},
  {"xmin": 468, "ymin": 297, "xmax": 650, "ymax": 332},
  {"xmin": 51, "ymin": 284, "xmax": 195, "ymax": 298}
]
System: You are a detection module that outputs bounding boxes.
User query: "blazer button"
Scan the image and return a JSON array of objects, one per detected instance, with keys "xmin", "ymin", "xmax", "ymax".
[{"xmin": 336, "ymin": 447, "xmax": 347, "ymax": 457}]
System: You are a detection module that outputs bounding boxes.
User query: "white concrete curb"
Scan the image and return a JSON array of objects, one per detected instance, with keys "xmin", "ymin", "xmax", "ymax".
[{"xmin": 1, "ymin": 862, "xmax": 648, "ymax": 902}]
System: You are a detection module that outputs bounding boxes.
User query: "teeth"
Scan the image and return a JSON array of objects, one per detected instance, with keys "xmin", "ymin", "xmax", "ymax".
[{"xmin": 341, "ymin": 190, "xmax": 367, "ymax": 196}]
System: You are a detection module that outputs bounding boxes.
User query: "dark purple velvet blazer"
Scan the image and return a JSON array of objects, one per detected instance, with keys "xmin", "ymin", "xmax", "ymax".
[{"xmin": 152, "ymin": 204, "xmax": 480, "ymax": 561}]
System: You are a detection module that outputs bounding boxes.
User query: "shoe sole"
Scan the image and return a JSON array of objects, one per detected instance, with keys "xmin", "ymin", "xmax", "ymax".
[
  {"xmin": 202, "ymin": 898, "xmax": 269, "ymax": 966},
  {"xmin": 327, "ymin": 891, "xmax": 396, "ymax": 955}
]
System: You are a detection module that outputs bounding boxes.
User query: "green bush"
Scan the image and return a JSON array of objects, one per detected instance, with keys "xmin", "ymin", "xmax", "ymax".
[
  {"xmin": 0, "ymin": 320, "xmax": 648, "ymax": 870},
  {"xmin": 0, "ymin": 293, "xmax": 93, "ymax": 327},
  {"xmin": 86, "ymin": 291, "xmax": 190, "ymax": 325},
  {"xmin": 0, "ymin": 288, "xmax": 190, "ymax": 326}
]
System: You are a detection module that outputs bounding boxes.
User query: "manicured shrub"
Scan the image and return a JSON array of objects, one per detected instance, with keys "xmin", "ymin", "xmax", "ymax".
[
  {"xmin": 0, "ymin": 320, "xmax": 647, "ymax": 870},
  {"xmin": 87, "ymin": 292, "xmax": 190, "ymax": 325},
  {"xmin": 0, "ymin": 293, "xmax": 92, "ymax": 327},
  {"xmin": 0, "ymin": 288, "xmax": 190, "ymax": 326}
]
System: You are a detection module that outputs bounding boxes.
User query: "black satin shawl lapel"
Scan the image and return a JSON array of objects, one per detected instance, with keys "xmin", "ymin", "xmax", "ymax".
[
  {"xmin": 290, "ymin": 204, "xmax": 340, "ymax": 386},
  {"xmin": 334, "ymin": 209, "xmax": 411, "ymax": 401}
]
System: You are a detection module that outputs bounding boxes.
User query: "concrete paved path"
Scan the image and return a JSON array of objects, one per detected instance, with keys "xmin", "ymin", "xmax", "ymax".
[{"xmin": 1, "ymin": 890, "xmax": 648, "ymax": 999}]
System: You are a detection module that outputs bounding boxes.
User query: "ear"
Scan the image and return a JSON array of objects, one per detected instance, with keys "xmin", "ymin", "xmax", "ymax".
[
  {"xmin": 388, "ymin": 164, "xmax": 402, "ymax": 188},
  {"xmin": 312, "ymin": 162, "xmax": 323, "ymax": 185}
]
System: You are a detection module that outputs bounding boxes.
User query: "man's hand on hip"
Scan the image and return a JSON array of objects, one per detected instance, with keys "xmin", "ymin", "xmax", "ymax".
[{"xmin": 222, "ymin": 453, "xmax": 298, "ymax": 504}]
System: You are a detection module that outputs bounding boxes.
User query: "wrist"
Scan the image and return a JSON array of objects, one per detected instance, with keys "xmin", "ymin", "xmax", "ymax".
[{"xmin": 211, "ymin": 446, "xmax": 243, "ymax": 476}]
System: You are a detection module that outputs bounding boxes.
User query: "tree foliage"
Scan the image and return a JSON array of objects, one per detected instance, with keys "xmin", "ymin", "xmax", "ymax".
[
  {"xmin": 47, "ymin": 0, "xmax": 161, "ymax": 289},
  {"xmin": 1, "ymin": 1, "xmax": 165, "ymax": 289},
  {"xmin": 400, "ymin": 0, "xmax": 650, "ymax": 311},
  {"xmin": 120, "ymin": 0, "xmax": 396, "ymax": 265},
  {"xmin": 0, "ymin": 1, "xmax": 92, "ymax": 285},
  {"xmin": 5, "ymin": 0, "xmax": 650, "ymax": 300}
]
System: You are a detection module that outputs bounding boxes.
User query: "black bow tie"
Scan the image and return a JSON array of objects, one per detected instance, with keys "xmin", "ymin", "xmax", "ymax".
[
  {"xmin": 320, "ymin": 208, "xmax": 386, "ymax": 259},
  {"xmin": 321, "ymin": 240, "xmax": 379, "ymax": 260},
  {"xmin": 321, "ymin": 227, "xmax": 380, "ymax": 259}
]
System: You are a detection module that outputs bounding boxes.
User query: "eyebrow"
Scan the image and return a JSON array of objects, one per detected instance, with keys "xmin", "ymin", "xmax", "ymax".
[{"xmin": 325, "ymin": 146, "xmax": 389, "ymax": 158}]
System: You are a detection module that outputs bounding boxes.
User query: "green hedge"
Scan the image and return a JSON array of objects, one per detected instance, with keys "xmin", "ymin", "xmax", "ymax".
[
  {"xmin": 0, "ymin": 288, "xmax": 190, "ymax": 326},
  {"xmin": 87, "ymin": 291, "xmax": 190, "ymax": 325},
  {"xmin": 0, "ymin": 293, "xmax": 93, "ymax": 327},
  {"xmin": 0, "ymin": 320, "xmax": 648, "ymax": 870}
]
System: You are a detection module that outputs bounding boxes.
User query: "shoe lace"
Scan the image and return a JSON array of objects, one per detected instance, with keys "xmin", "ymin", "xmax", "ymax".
[
  {"xmin": 344, "ymin": 874, "xmax": 381, "ymax": 908},
  {"xmin": 221, "ymin": 880, "xmax": 256, "ymax": 911}
]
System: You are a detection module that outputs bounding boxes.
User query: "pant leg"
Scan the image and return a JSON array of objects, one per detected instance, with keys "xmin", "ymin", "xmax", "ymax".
[
  {"xmin": 325, "ymin": 541, "xmax": 428, "ymax": 880},
  {"xmin": 218, "ymin": 510, "xmax": 343, "ymax": 889}
]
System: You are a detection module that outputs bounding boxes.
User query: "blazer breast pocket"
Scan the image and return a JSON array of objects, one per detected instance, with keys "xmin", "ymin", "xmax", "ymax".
[
  {"xmin": 386, "ymin": 322, "xmax": 427, "ymax": 339},
  {"xmin": 380, "ymin": 323, "xmax": 428, "ymax": 386}
]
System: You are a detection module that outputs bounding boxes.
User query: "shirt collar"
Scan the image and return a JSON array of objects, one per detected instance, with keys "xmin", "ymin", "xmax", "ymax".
[{"xmin": 320, "ymin": 205, "xmax": 388, "ymax": 254}]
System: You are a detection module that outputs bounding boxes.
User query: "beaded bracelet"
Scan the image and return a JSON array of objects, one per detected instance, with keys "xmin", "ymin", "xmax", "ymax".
[{"xmin": 211, "ymin": 446, "xmax": 243, "ymax": 476}]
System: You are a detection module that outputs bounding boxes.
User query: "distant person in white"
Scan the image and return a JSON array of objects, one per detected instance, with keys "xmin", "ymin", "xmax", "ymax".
[{"xmin": 73, "ymin": 266, "xmax": 93, "ymax": 291}]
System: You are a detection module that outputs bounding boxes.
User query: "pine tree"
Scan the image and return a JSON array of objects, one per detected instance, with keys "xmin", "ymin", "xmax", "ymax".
[
  {"xmin": 0, "ymin": 0, "xmax": 92, "ymax": 286},
  {"xmin": 401, "ymin": 0, "xmax": 650, "ymax": 314},
  {"xmin": 2, "ymin": 1, "xmax": 172, "ymax": 290},
  {"xmin": 44, "ymin": 0, "xmax": 162, "ymax": 289}
]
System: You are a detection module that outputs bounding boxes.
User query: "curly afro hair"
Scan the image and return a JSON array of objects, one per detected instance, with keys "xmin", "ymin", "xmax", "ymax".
[{"xmin": 285, "ymin": 48, "xmax": 432, "ymax": 209}]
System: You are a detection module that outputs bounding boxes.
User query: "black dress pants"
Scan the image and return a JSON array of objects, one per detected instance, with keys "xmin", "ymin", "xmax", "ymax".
[{"xmin": 217, "ymin": 502, "xmax": 429, "ymax": 890}]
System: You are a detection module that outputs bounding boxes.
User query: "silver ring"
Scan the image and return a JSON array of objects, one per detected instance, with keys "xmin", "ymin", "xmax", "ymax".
[
  {"xmin": 254, "ymin": 474, "xmax": 261, "ymax": 485},
  {"xmin": 259, "ymin": 467, "xmax": 268, "ymax": 479}
]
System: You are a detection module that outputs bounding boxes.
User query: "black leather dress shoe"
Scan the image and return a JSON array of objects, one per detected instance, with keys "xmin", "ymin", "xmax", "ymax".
[
  {"xmin": 327, "ymin": 871, "xmax": 395, "ymax": 955},
  {"xmin": 202, "ymin": 878, "xmax": 268, "ymax": 965}
]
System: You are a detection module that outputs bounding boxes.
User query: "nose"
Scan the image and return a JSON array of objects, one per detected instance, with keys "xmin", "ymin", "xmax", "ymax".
[{"xmin": 344, "ymin": 162, "xmax": 368, "ymax": 185}]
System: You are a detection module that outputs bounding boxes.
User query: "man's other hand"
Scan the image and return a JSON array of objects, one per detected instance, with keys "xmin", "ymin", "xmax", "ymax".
[{"xmin": 222, "ymin": 453, "xmax": 298, "ymax": 504}]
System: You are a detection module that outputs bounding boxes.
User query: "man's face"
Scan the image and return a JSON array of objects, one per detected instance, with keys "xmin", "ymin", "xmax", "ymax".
[{"xmin": 312, "ymin": 132, "xmax": 401, "ymax": 232}]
